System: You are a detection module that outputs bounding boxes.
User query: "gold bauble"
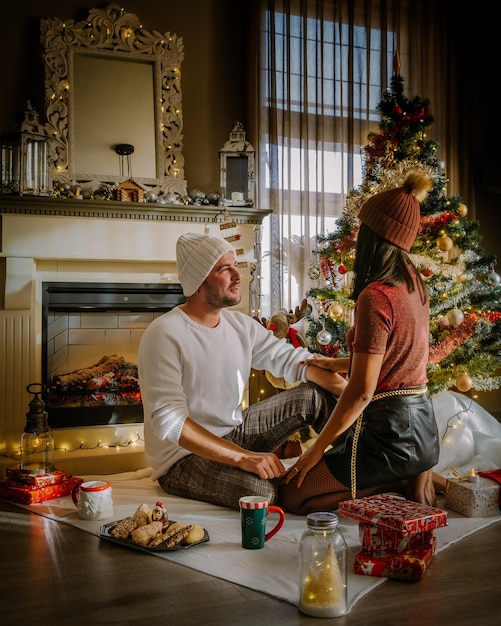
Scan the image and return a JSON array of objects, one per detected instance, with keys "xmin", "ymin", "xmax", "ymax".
[
  {"xmin": 458, "ymin": 203, "xmax": 468, "ymax": 217},
  {"xmin": 328, "ymin": 303, "xmax": 344, "ymax": 321},
  {"xmin": 437, "ymin": 235, "xmax": 453, "ymax": 251},
  {"xmin": 456, "ymin": 373, "xmax": 472, "ymax": 392}
]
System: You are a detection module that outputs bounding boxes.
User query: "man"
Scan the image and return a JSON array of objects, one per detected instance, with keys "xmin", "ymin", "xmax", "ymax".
[{"xmin": 138, "ymin": 232, "xmax": 346, "ymax": 509}]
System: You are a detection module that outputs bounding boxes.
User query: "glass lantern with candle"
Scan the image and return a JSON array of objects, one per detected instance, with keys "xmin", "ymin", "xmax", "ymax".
[
  {"xmin": 0, "ymin": 101, "xmax": 53, "ymax": 195},
  {"xmin": 20, "ymin": 383, "xmax": 55, "ymax": 475},
  {"xmin": 219, "ymin": 121, "xmax": 255, "ymax": 207}
]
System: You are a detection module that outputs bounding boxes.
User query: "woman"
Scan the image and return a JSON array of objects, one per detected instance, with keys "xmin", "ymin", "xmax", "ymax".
[{"xmin": 280, "ymin": 170, "xmax": 439, "ymax": 514}]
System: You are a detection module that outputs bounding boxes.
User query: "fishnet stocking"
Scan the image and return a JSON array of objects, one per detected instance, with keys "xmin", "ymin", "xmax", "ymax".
[{"xmin": 279, "ymin": 458, "xmax": 411, "ymax": 515}]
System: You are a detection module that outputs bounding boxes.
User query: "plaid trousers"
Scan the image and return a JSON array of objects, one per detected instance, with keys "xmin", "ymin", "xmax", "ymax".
[{"xmin": 157, "ymin": 382, "xmax": 336, "ymax": 510}]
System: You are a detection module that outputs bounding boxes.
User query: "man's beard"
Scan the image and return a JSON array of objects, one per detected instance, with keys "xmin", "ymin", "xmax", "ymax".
[
  {"xmin": 206, "ymin": 285, "xmax": 241, "ymax": 308},
  {"xmin": 204, "ymin": 283, "xmax": 242, "ymax": 309}
]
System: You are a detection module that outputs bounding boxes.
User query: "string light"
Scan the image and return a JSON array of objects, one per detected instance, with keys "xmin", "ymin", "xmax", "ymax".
[
  {"xmin": 1, "ymin": 433, "xmax": 145, "ymax": 462},
  {"xmin": 440, "ymin": 401, "xmax": 473, "ymax": 444}
]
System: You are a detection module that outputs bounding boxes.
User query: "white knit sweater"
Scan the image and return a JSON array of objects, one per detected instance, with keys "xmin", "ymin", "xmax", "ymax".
[{"xmin": 138, "ymin": 307, "xmax": 311, "ymax": 480}]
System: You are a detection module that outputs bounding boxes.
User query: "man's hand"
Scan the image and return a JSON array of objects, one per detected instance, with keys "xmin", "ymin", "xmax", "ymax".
[{"xmin": 238, "ymin": 451, "xmax": 286, "ymax": 480}]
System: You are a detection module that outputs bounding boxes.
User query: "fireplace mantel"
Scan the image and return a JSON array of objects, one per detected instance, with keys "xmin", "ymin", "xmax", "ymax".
[
  {"xmin": 0, "ymin": 194, "xmax": 271, "ymax": 475},
  {"xmin": 0, "ymin": 194, "xmax": 270, "ymax": 224}
]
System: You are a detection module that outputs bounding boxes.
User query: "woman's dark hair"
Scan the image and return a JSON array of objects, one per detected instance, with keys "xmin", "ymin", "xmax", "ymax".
[{"xmin": 351, "ymin": 223, "xmax": 428, "ymax": 304}]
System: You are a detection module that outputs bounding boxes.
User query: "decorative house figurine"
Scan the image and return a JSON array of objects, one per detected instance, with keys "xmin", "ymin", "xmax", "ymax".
[
  {"xmin": 0, "ymin": 101, "xmax": 53, "ymax": 195},
  {"xmin": 219, "ymin": 122, "xmax": 255, "ymax": 207},
  {"xmin": 113, "ymin": 178, "xmax": 146, "ymax": 203}
]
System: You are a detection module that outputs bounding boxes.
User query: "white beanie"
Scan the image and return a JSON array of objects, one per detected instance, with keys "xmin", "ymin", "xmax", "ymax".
[{"xmin": 176, "ymin": 232, "xmax": 236, "ymax": 297}]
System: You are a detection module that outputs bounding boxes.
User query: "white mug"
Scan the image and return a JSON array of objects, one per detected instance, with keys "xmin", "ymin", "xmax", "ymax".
[{"xmin": 72, "ymin": 480, "xmax": 113, "ymax": 521}]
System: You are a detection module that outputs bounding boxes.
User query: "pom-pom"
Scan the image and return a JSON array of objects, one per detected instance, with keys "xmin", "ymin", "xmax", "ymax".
[{"xmin": 402, "ymin": 170, "xmax": 433, "ymax": 202}]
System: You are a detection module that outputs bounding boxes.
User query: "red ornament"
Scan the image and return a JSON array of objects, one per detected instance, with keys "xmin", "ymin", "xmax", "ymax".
[
  {"xmin": 338, "ymin": 265, "xmax": 348, "ymax": 275},
  {"xmin": 421, "ymin": 268, "xmax": 433, "ymax": 277}
]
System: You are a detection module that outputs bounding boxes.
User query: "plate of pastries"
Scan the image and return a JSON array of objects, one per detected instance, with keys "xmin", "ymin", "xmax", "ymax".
[{"xmin": 99, "ymin": 501, "xmax": 209, "ymax": 552}]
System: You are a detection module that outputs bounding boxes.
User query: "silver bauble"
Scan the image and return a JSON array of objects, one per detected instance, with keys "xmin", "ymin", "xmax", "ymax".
[{"xmin": 316, "ymin": 329, "xmax": 332, "ymax": 345}]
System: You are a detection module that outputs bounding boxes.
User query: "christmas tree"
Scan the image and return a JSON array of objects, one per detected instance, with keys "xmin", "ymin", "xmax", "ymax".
[{"xmin": 304, "ymin": 73, "xmax": 501, "ymax": 396}]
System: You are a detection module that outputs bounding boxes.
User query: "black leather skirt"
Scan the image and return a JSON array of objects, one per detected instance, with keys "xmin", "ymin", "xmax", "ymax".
[{"xmin": 324, "ymin": 390, "xmax": 440, "ymax": 489}]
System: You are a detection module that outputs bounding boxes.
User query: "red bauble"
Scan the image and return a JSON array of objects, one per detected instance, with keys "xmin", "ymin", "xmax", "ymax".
[
  {"xmin": 421, "ymin": 268, "xmax": 433, "ymax": 277},
  {"xmin": 338, "ymin": 265, "xmax": 348, "ymax": 275}
]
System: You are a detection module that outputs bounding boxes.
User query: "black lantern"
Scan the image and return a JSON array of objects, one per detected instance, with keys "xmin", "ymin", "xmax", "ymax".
[
  {"xmin": 19, "ymin": 383, "xmax": 55, "ymax": 475},
  {"xmin": 0, "ymin": 101, "xmax": 53, "ymax": 195}
]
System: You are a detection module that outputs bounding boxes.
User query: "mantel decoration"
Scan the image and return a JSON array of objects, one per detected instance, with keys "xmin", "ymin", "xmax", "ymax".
[
  {"xmin": 41, "ymin": 3, "xmax": 187, "ymax": 196},
  {"xmin": 0, "ymin": 101, "xmax": 53, "ymax": 195},
  {"xmin": 219, "ymin": 122, "xmax": 255, "ymax": 207}
]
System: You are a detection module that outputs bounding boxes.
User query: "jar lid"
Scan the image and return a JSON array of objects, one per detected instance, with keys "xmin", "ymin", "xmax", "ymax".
[{"xmin": 306, "ymin": 511, "xmax": 339, "ymax": 529}]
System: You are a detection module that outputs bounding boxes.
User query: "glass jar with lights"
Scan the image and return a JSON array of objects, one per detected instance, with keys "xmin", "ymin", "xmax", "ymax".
[
  {"xmin": 19, "ymin": 383, "xmax": 55, "ymax": 475},
  {"xmin": 298, "ymin": 511, "xmax": 348, "ymax": 618}
]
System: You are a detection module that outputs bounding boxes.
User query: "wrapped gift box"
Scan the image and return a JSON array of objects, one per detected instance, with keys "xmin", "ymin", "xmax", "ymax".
[
  {"xmin": 444, "ymin": 477, "xmax": 500, "ymax": 517},
  {"xmin": 353, "ymin": 536, "xmax": 437, "ymax": 581},
  {"xmin": 338, "ymin": 494, "xmax": 448, "ymax": 535},
  {"xmin": 359, "ymin": 522, "xmax": 435, "ymax": 556},
  {"xmin": 0, "ymin": 476, "xmax": 84, "ymax": 504},
  {"xmin": 6, "ymin": 466, "xmax": 73, "ymax": 487}
]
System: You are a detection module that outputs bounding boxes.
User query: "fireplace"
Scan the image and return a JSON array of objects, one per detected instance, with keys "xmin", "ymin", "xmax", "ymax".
[
  {"xmin": 42, "ymin": 281, "xmax": 185, "ymax": 428},
  {"xmin": 0, "ymin": 196, "xmax": 269, "ymax": 474}
]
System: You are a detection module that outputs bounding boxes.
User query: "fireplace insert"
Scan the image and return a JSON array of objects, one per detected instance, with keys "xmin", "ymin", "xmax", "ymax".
[{"xmin": 42, "ymin": 282, "xmax": 185, "ymax": 428}]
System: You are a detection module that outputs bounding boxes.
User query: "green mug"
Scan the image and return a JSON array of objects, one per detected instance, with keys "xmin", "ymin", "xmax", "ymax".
[{"xmin": 239, "ymin": 495, "xmax": 286, "ymax": 549}]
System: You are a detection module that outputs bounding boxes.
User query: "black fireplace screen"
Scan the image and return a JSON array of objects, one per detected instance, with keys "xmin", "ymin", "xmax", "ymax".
[{"xmin": 42, "ymin": 282, "xmax": 185, "ymax": 428}]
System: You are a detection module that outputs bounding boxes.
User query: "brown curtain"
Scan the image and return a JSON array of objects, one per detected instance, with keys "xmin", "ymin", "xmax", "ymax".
[{"xmin": 247, "ymin": 0, "xmax": 462, "ymax": 317}]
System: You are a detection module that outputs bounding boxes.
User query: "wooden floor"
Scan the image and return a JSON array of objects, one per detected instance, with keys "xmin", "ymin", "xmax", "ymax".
[{"xmin": 1, "ymin": 500, "xmax": 500, "ymax": 626}]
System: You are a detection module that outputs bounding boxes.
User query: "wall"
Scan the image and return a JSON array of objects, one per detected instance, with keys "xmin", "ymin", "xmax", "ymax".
[{"xmin": 1, "ymin": 0, "xmax": 250, "ymax": 195}]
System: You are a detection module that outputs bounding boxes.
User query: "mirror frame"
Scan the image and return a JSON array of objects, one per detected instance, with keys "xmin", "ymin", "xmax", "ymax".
[{"xmin": 41, "ymin": 4, "xmax": 187, "ymax": 195}]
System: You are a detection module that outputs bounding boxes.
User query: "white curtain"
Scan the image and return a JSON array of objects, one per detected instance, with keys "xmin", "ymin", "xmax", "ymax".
[{"xmin": 248, "ymin": 0, "xmax": 458, "ymax": 317}]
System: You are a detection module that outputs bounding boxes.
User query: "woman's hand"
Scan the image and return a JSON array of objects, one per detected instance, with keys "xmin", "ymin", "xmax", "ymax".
[
  {"xmin": 302, "ymin": 354, "xmax": 349, "ymax": 373},
  {"xmin": 282, "ymin": 443, "xmax": 324, "ymax": 488}
]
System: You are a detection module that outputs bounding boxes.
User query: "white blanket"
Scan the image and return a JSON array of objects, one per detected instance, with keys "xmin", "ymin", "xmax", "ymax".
[{"xmin": 11, "ymin": 467, "xmax": 501, "ymax": 613}]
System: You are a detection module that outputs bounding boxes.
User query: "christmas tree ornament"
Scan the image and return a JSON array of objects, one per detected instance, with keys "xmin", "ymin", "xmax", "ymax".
[
  {"xmin": 455, "ymin": 373, "xmax": 473, "ymax": 392},
  {"xmin": 486, "ymin": 271, "xmax": 501, "ymax": 287},
  {"xmin": 337, "ymin": 265, "xmax": 347, "ymax": 275},
  {"xmin": 447, "ymin": 308, "xmax": 464, "ymax": 327},
  {"xmin": 437, "ymin": 234, "xmax": 453, "ymax": 251},
  {"xmin": 328, "ymin": 303, "xmax": 344, "ymax": 321},
  {"xmin": 307, "ymin": 266, "xmax": 321, "ymax": 280},
  {"xmin": 421, "ymin": 268, "xmax": 433, "ymax": 278},
  {"xmin": 457, "ymin": 203, "xmax": 468, "ymax": 217},
  {"xmin": 437, "ymin": 315, "xmax": 450, "ymax": 327},
  {"xmin": 316, "ymin": 329, "xmax": 333, "ymax": 345}
]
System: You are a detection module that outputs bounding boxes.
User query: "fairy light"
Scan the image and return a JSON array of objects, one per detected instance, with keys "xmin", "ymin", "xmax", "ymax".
[{"xmin": 440, "ymin": 401, "xmax": 473, "ymax": 445}]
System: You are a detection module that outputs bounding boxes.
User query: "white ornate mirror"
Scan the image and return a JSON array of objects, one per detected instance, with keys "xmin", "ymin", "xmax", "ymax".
[{"xmin": 41, "ymin": 4, "xmax": 187, "ymax": 195}]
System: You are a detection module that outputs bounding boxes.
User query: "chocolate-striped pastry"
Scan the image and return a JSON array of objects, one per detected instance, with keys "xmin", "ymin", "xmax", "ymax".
[{"xmin": 110, "ymin": 516, "xmax": 138, "ymax": 540}]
